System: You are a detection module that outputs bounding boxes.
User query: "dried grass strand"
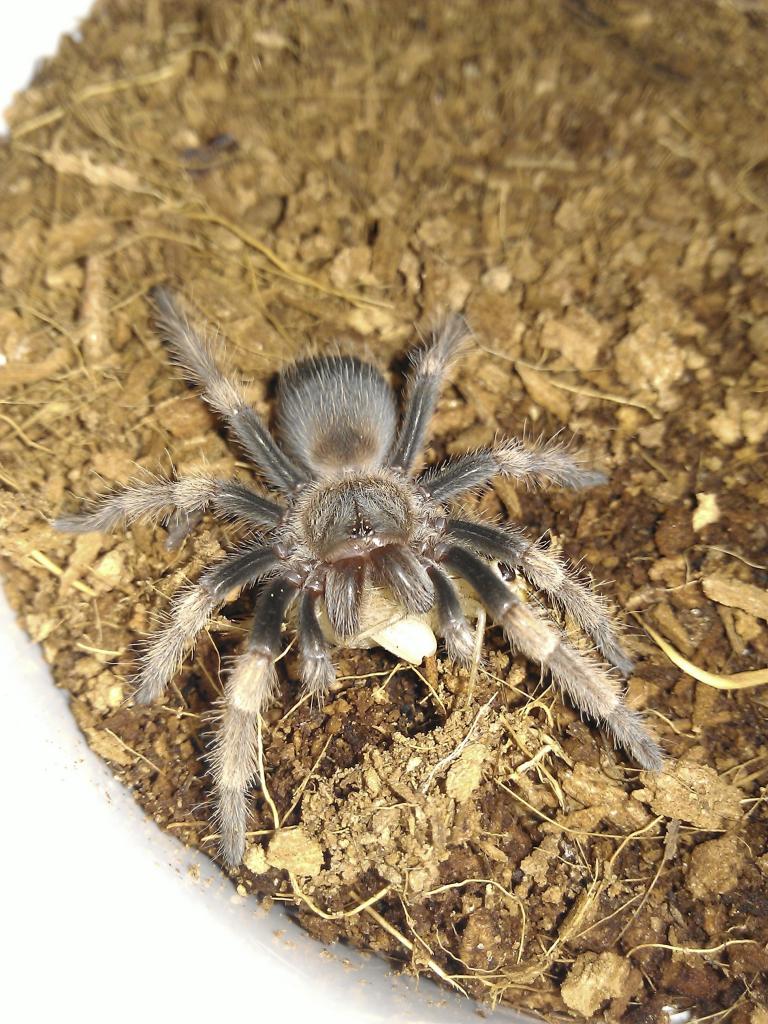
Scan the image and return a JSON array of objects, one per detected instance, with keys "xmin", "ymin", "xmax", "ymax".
[
  {"xmin": 289, "ymin": 875, "xmax": 391, "ymax": 921},
  {"xmin": 635, "ymin": 615, "xmax": 768, "ymax": 689},
  {"xmin": 180, "ymin": 210, "xmax": 392, "ymax": 310}
]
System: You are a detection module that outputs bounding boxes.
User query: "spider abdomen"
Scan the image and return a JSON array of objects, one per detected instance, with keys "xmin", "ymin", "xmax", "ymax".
[{"xmin": 277, "ymin": 355, "xmax": 398, "ymax": 475}]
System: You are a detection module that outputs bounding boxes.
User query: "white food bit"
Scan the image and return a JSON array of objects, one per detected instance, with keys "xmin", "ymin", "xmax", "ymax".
[
  {"xmin": 320, "ymin": 585, "xmax": 438, "ymax": 664},
  {"xmin": 692, "ymin": 491, "xmax": 720, "ymax": 531},
  {"xmin": 369, "ymin": 616, "xmax": 437, "ymax": 664}
]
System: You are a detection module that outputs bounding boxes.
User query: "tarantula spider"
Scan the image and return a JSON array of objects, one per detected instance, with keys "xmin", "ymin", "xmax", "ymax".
[{"xmin": 57, "ymin": 288, "xmax": 662, "ymax": 865}]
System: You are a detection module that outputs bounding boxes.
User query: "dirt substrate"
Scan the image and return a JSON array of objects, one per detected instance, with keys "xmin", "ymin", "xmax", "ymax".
[{"xmin": 1, "ymin": 1, "xmax": 768, "ymax": 1021}]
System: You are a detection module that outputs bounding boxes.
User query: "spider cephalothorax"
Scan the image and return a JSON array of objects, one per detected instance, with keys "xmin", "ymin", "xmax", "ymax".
[{"xmin": 57, "ymin": 288, "xmax": 662, "ymax": 864}]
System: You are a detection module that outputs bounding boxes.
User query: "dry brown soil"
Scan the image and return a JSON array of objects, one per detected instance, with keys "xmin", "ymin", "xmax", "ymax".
[{"xmin": 1, "ymin": 2, "xmax": 767, "ymax": 1021}]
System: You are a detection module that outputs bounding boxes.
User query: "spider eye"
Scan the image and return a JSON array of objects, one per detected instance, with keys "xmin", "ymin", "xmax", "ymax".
[{"xmin": 351, "ymin": 508, "xmax": 374, "ymax": 538}]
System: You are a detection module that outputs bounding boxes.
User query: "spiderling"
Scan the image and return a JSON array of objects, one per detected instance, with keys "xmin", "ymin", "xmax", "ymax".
[{"xmin": 57, "ymin": 288, "xmax": 663, "ymax": 866}]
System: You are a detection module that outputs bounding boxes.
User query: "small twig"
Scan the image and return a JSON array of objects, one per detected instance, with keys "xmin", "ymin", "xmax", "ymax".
[
  {"xmin": 421, "ymin": 694, "xmax": 496, "ymax": 794},
  {"xmin": 408, "ymin": 662, "xmax": 446, "ymax": 714},
  {"xmin": 179, "ymin": 210, "xmax": 392, "ymax": 311},
  {"xmin": 512, "ymin": 743, "xmax": 554, "ymax": 778},
  {"xmin": 425, "ymin": 877, "xmax": 527, "ymax": 964},
  {"xmin": 289, "ymin": 875, "xmax": 391, "ymax": 921},
  {"xmin": 606, "ymin": 816, "xmax": 665, "ymax": 875},
  {"xmin": 280, "ymin": 664, "xmax": 400, "ymax": 722},
  {"xmin": 28, "ymin": 549, "xmax": 98, "ymax": 598},
  {"xmin": 104, "ymin": 728, "xmax": 165, "ymax": 775},
  {"xmin": 514, "ymin": 358, "xmax": 662, "ymax": 419},
  {"xmin": 544, "ymin": 871, "xmax": 603, "ymax": 959},
  {"xmin": 11, "ymin": 53, "xmax": 192, "ymax": 138},
  {"xmin": 465, "ymin": 606, "xmax": 486, "ymax": 706},
  {"xmin": 686, "ymin": 991, "xmax": 747, "ymax": 1024},
  {"xmin": 0, "ymin": 411, "xmax": 55, "ymax": 454},
  {"xmin": 280, "ymin": 736, "xmax": 332, "ymax": 825},
  {"xmin": 572, "ymin": 891, "xmax": 644, "ymax": 942},
  {"xmin": 0, "ymin": 467, "xmax": 20, "ymax": 490},
  {"xmin": 703, "ymin": 545, "xmax": 768, "ymax": 571},
  {"xmin": 627, "ymin": 938, "xmax": 759, "ymax": 958},
  {"xmin": 736, "ymin": 153, "xmax": 768, "ymax": 215},
  {"xmin": 256, "ymin": 713, "xmax": 280, "ymax": 830},
  {"xmin": 349, "ymin": 890, "xmax": 469, "ymax": 995},
  {"xmin": 497, "ymin": 780, "xmax": 666, "ymax": 841},
  {"xmin": 75, "ymin": 642, "xmax": 122, "ymax": 657},
  {"xmin": 634, "ymin": 614, "xmax": 768, "ymax": 689},
  {"xmin": 615, "ymin": 819, "xmax": 679, "ymax": 942}
]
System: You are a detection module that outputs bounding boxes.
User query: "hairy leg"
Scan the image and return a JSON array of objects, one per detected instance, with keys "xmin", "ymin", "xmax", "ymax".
[
  {"xmin": 55, "ymin": 474, "xmax": 284, "ymax": 535},
  {"xmin": 132, "ymin": 544, "xmax": 280, "ymax": 704},
  {"xmin": 324, "ymin": 561, "xmax": 366, "ymax": 638},
  {"xmin": 297, "ymin": 590, "xmax": 336, "ymax": 702},
  {"xmin": 420, "ymin": 437, "xmax": 606, "ymax": 503},
  {"xmin": 163, "ymin": 508, "xmax": 206, "ymax": 550},
  {"xmin": 427, "ymin": 564, "xmax": 475, "ymax": 664},
  {"xmin": 445, "ymin": 518, "xmax": 633, "ymax": 675},
  {"xmin": 210, "ymin": 576, "xmax": 298, "ymax": 865},
  {"xmin": 151, "ymin": 287, "xmax": 308, "ymax": 492},
  {"xmin": 441, "ymin": 545, "xmax": 662, "ymax": 771},
  {"xmin": 388, "ymin": 314, "xmax": 471, "ymax": 471},
  {"xmin": 371, "ymin": 544, "xmax": 434, "ymax": 614}
]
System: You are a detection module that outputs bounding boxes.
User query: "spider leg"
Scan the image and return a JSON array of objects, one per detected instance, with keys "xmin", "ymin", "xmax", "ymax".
[
  {"xmin": 420, "ymin": 437, "xmax": 606, "ymax": 503},
  {"xmin": 324, "ymin": 562, "xmax": 366, "ymax": 638},
  {"xmin": 388, "ymin": 314, "xmax": 471, "ymax": 471},
  {"xmin": 441, "ymin": 545, "xmax": 663, "ymax": 771},
  {"xmin": 212, "ymin": 479, "xmax": 285, "ymax": 525},
  {"xmin": 297, "ymin": 590, "xmax": 336, "ymax": 702},
  {"xmin": 370, "ymin": 544, "xmax": 434, "ymax": 614},
  {"xmin": 211, "ymin": 575, "xmax": 298, "ymax": 865},
  {"xmin": 132, "ymin": 544, "xmax": 280, "ymax": 704},
  {"xmin": 427, "ymin": 564, "xmax": 475, "ymax": 664},
  {"xmin": 151, "ymin": 287, "xmax": 308, "ymax": 493},
  {"xmin": 445, "ymin": 518, "xmax": 633, "ymax": 675},
  {"xmin": 164, "ymin": 508, "xmax": 205, "ymax": 550},
  {"xmin": 55, "ymin": 474, "xmax": 283, "ymax": 534}
]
